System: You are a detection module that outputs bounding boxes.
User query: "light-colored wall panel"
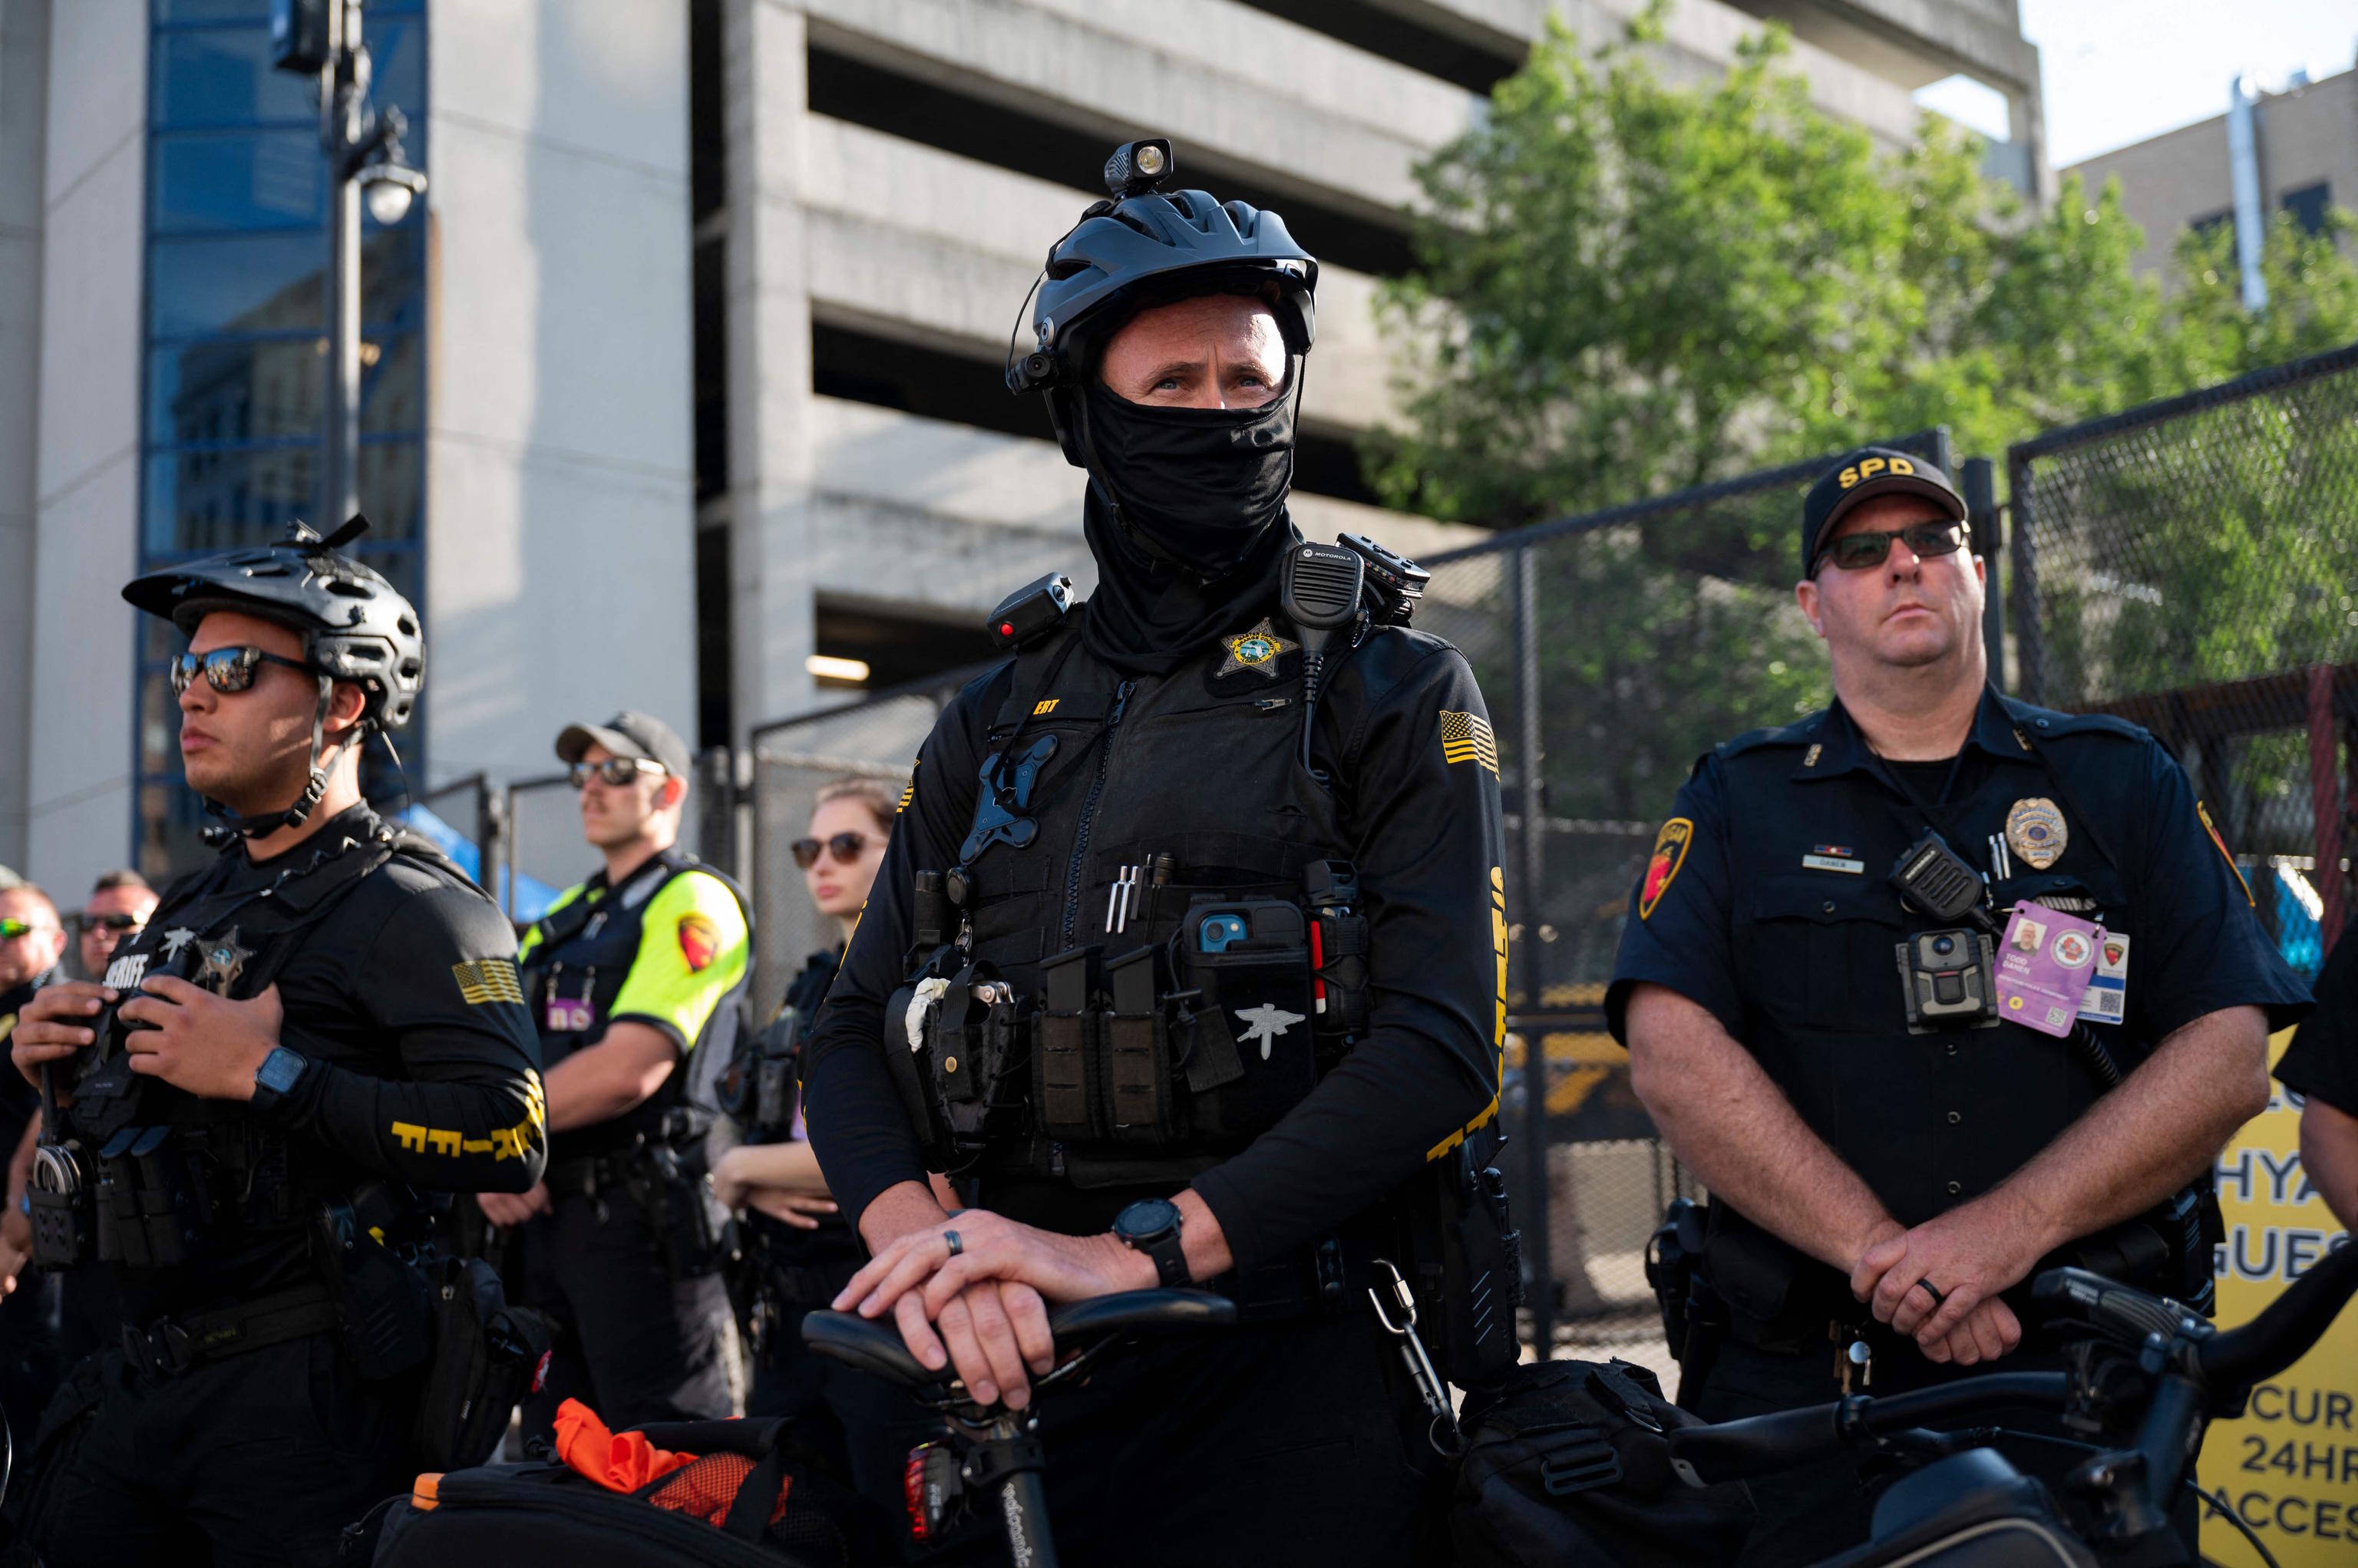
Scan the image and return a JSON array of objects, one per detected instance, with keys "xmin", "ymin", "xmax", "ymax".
[
  {"xmin": 0, "ymin": 0, "xmax": 49, "ymax": 869},
  {"xmin": 425, "ymin": 0, "xmax": 697, "ymax": 781},
  {"xmin": 26, "ymin": 0, "xmax": 139, "ymax": 886}
]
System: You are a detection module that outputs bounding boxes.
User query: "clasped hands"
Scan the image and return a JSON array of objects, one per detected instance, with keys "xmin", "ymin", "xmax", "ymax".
[
  {"xmin": 9, "ymin": 979, "xmax": 282, "ymax": 1102},
  {"xmin": 1850, "ymin": 1195, "xmax": 2045, "ymax": 1366},
  {"xmin": 831, "ymin": 1206, "xmax": 1158, "ymax": 1411}
]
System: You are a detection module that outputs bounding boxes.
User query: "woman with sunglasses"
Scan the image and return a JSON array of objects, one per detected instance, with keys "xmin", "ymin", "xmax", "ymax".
[{"xmin": 708, "ymin": 779, "xmax": 920, "ymax": 1524}]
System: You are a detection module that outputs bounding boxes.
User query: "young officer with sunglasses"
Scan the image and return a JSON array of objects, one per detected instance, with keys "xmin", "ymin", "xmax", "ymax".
[
  {"xmin": 1607, "ymin": 447, "xmax": 2310, "ymax": 1566},
  {"xmin": 6, "ymin": 520, "xmax": 547, "ymax": 1567},
  {"xmin": 73, "ymin": 870, "xmax": 157, "ymax": 982},
  {"xmin": 482, "ymin": 710, "xmax": 752, "ymax": 1442}
]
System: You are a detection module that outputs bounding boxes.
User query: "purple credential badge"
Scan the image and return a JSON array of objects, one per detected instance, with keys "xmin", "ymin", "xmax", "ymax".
[{"xmin": 1994, "ymin": 903, "xmax": 2104, "ymax": 1038}]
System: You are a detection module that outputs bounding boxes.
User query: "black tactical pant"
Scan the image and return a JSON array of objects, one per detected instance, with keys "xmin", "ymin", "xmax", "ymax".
[
  {"xmin": 923, "ymin": 1310, "xmax": 1448, "ymax": 1567},
  {"xmin": 26, "ymin": 1332, "xmax": 413, "ymax": 1567},
  {"xmin": 516, "ymin": 1186, "xmax": 735, "ymax": 1441}
]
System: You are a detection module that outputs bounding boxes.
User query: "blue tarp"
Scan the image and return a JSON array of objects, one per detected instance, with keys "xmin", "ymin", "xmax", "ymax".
[{"xmin": 398, "ymin": 804, "xmax": 563, "ymax": 923}]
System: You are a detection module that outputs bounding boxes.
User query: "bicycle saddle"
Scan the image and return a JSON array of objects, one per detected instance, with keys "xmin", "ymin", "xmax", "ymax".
[{"xmin": 801, "ymin": 1288, "xmax": 1238, "ymax": 1393}]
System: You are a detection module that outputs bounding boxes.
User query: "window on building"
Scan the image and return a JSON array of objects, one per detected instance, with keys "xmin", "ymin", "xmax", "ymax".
[
  {"xmin": 2282, "ymin": 182, "xmax": 2332, "ymax": 237},
  {"xmin": 140, "ymin": 0, "xmax": 428, "ymax": 874}
]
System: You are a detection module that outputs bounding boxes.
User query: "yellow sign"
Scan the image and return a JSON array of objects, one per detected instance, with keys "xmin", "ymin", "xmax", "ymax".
[{"xmin": 2199, "ymin": 1030, "xmax": 2358, "ymax": 1562}]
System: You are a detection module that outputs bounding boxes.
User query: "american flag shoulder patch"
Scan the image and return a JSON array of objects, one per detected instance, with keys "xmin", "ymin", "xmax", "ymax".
[
  {"xmin": 451, "ymin": 957, "xmax": 525, "ymax": 1006},
  {"xmin": 1440, "ymin": 711, "xmax": 1499, "ymax": 775}
]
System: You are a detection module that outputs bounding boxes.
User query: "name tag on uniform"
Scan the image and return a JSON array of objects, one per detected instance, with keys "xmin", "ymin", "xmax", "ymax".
[
  {"xmin": 1802, "ymin": 844, "xmax": 1864, "ymax": 874},
  {"xmin": 2080, "ymin": 934, "xmax": 2129, "ymax": 1025},
  {"xmin": 546, "ymin": 995, "xmax": 596, "ymax": 1033}
]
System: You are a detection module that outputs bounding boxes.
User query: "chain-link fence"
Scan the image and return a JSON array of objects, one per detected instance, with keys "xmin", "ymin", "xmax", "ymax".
[
  {"xmin": 2008, "ymin": 341, "xmax": 2358, "ymax": 975},
  {"xmin": 1418, "ymin": 431, "xmax": 1956, "ymax": 1367},
  {"xmin": 745, "ymin": 667, "xmax": 994, "ymax": 1019}
]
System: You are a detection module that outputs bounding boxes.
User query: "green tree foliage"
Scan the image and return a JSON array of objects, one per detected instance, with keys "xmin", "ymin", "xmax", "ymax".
[
  {"xmin": 1373, "ymin": 8, "xmax": 2358, "ymax": 524},
  {"xmin": 1382, "ymin": 9, "xmax": 2358, "ymax": 847}
]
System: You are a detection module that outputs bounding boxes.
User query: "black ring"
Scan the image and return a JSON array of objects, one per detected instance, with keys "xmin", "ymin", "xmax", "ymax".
[
  {"xmin": 1914, "ymin": 1279, "xmax": 1946, "ymax": 1307},
  {"xmin": 943, "ymin": 1230, "xmax": 963, "ymax": 1259}
]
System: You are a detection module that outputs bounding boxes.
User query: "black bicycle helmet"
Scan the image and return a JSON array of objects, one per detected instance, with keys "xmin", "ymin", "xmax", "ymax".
[
  {"xmin": 124, "ymin": 516, "xmax": 425, "ymax": 837},
  {"xmin": 1007, "ymin": 139, "xmax": 1319, "ymax": 467}
]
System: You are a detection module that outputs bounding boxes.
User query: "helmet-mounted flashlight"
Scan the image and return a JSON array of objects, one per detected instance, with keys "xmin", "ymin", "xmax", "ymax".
[{"xmin": 1103, "ymin": 139, "xmax": 1173, "ymax": 199}]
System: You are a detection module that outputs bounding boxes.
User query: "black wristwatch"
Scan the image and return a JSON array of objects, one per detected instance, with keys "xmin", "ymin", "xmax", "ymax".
[
  {"xmin": 249, "ymin": 1046, "xmax": 308, "ymax": 1114},
  {"xmin": 1111, "ymin": 1197, "xmax": 1190, "ymax": 1287}
]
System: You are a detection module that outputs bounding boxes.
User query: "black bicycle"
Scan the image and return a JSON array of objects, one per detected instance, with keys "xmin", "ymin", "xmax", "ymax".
[
  {"xmin": 1666, "ymin": 1236, "xmax": 2358, "ymax": 1566},
  {"xmin": 802, "ymin": 1288, "xmax": 1236, "ymax": 1567},
  {"xmin": 807, "ymin": 1240, "xmax": 2358, "ymax": 1568}
]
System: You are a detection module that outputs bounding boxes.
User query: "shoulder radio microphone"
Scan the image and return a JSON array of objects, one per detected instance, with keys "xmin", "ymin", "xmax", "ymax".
[{"xmin": 1282, "ymin": 541, "xmax": 1365, "ymax": 787}]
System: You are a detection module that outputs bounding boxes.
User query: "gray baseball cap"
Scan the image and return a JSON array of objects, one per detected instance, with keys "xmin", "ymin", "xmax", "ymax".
[{"xmin": 554, "ymin": 710, "xmax": 692, "ymax": 781}]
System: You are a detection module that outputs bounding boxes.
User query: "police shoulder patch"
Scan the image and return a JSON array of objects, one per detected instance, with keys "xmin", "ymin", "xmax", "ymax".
[
  {"xmin": 1440, "ymin": 711, "xmax": 1499, "ymax": 774},
  {"xmin": 2197, "ymin": 800, "xmax": 2254, "ymax": 907},
  {"xmin": 678, "ymin": 912, "xmax": 722, "ymax": 972},
  {"xmin": 1640, "ymin": 818, "xmax": 1694, "ymax": 919},
  {"xmin": 451, "ymin": 957, "xmax": 524, "ymax": 1006}
]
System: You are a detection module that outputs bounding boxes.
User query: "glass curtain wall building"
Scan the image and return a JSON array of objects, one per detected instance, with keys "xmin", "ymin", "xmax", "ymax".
[{"xmin": 137, "ymin": 0, "xmax": 426, "ymax": 873}]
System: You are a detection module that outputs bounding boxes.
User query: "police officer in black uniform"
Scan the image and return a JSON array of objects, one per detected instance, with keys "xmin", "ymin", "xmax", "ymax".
[
  {"xmin": 801, "ymin": 141, "xmax": 1513, "ymax": 1566},
  {"xmin": 8, "ymin": 520, "xmax": 548, "ymax": 1566},
  {"xmin": 1610, "ymin": 450, "xmax": 2310, "ymax": 1565}
]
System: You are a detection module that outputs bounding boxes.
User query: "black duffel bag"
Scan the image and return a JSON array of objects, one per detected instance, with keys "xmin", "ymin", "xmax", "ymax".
[
  {"xmin": 1451, "ymin": 1358, "xmax": 1757, "ymax": 1568},
  {"xmin": 360, "ymin": 1415, "xmax": 894, "ymax": 1568}
]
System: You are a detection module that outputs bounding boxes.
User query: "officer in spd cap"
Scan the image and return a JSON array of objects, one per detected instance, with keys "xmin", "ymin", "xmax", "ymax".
[
  {"xmin": 10, "ymin": 518, "xmax": 548, "ymax": 1566},
  {"xmin": 484, "ymin": 708, "xmax": 750, "ymax": 1440},
  {"xmin": 1609, "ymin": 449, "xmax": 2310, "ymax": 1565},
  {"xmin": 803, "ymin": 140, "xmax": 1512, "ymax": 1565}
]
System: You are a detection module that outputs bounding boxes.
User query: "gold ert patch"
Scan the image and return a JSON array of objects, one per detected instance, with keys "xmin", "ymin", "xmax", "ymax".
[{"xmin": 1639, "ymin": 819, "xmax": 1694, "ymax": 920}]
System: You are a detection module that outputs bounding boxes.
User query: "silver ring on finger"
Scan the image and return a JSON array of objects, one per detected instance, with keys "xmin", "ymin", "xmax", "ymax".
[{"xmin": 943, "ymin": 1229, "xmax": 963, "ymax": 1258}]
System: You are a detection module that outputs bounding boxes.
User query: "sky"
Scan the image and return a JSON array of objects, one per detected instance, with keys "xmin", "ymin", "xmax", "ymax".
[{"xmin": 1910, "ymin": 0, "xmax": 2358, "ymax": 170}]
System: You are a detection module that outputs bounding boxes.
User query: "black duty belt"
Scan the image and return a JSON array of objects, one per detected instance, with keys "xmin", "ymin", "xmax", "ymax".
[{"xmin": 121, "ymin": 1282, "xmax": 339, "ymax": 1379}]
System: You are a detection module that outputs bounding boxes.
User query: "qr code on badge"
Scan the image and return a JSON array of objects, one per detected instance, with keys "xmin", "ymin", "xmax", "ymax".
[{"xmin": 2085, "ymin": 990, "xmax": 2123, "ymax": 1018}]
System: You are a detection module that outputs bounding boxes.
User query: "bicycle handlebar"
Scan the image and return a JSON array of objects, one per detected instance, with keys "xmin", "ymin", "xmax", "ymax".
[
  {"xmin": 2197, "ymin": 1232, "xmax": 2358, "ymax": 1391},
  {"xmin": 1666, "ymin": 1373, "xmax": 2072, "ymax": 1484},
  {"xmin": 801, "ymin": 1288, "xmax": 1239, "ymax": 1392}
]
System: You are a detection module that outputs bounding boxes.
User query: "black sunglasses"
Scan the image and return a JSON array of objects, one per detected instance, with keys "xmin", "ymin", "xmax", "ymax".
[
  {"xmin": 75, "ymin": 913, "xmax": 144, "ymax": 936},
  {"xmin": 570, "ymin": 757, "xmax": 668, "ymax": 789},
  {"xmin": 168, "ymin": 645, "xmax": 315, "ymax": 695},
  {"xmin": 1815, "ymin": 520, "xmax": 1968, "ymax": 575},
  {"xmin": 792, "ymin": 832, "xmax": 872, "ymax": 870}
]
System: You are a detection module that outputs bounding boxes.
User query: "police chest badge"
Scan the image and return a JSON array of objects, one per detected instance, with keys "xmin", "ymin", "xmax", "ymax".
[
  {"xmin": 1216, "ymin": 618, "xmax": 1296, "ymax": 682},
  {"xmin": 1639, "ymin": 819, "xmax": 1693, "ymax": 919},
  {"xmin": 196, "ymin": 927, "xmax": 252, "ymax": 993},
  {"xmin": 2005, "ymin": 798, "xmax": 2067, "ymax": 870}
]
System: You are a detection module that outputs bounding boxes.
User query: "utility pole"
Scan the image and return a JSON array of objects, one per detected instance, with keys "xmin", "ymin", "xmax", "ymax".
[{"xmin": 271, "ymin": 0, "xmax": 426, "ymax": 526}]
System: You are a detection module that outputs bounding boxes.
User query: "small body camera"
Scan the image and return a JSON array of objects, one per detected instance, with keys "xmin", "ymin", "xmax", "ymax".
[{"xmin": 1896, "ymin": 927, "xmax": 2000, "ymax": 1032}]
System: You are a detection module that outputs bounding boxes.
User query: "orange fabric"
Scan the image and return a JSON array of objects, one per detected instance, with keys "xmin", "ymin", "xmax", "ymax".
[
  {"xmin": 410, "ymin": 1474, "xmax": 442, "ymax": 1513},
  {"xmin": 643, "ymin": 1451, "xmax": 791, "ymax": 1528},
  {"xmin": 551, "ymin": 1397, "xmax": 699, "ymax": 1492}
]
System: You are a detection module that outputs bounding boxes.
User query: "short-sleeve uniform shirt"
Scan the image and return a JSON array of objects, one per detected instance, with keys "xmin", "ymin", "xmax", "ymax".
[{"xmin": 1607, "ymin": 688, "xmax": 2310, "ymax": 1233}]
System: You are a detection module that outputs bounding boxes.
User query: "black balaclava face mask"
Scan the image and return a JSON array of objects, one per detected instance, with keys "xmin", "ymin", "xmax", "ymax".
[{"xmin": 1076, "ymin": 368, "xmax": 1301, "ymax": 675}]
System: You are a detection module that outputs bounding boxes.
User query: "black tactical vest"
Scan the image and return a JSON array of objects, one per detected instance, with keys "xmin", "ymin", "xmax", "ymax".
[
  {"xmin": 521, "ymin": 847, "xmax": 748, "ymax": 1162},
  {"xmin": 56, "ymin": 820, "xmax": 434, "ymax": 1273},
  {"xmin": 919, "ymin": 615, "xmax": 1372, "ymax": 1193}
]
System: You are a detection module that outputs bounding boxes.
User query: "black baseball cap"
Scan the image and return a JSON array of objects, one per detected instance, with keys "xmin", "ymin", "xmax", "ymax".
[
  {"xmin": 555, "ymin": 710, "xmax": 692, "ymax": 781},
  {"xmin": 1800, "ymin": 447, "xmax": 1968, "ymax": 573}
]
